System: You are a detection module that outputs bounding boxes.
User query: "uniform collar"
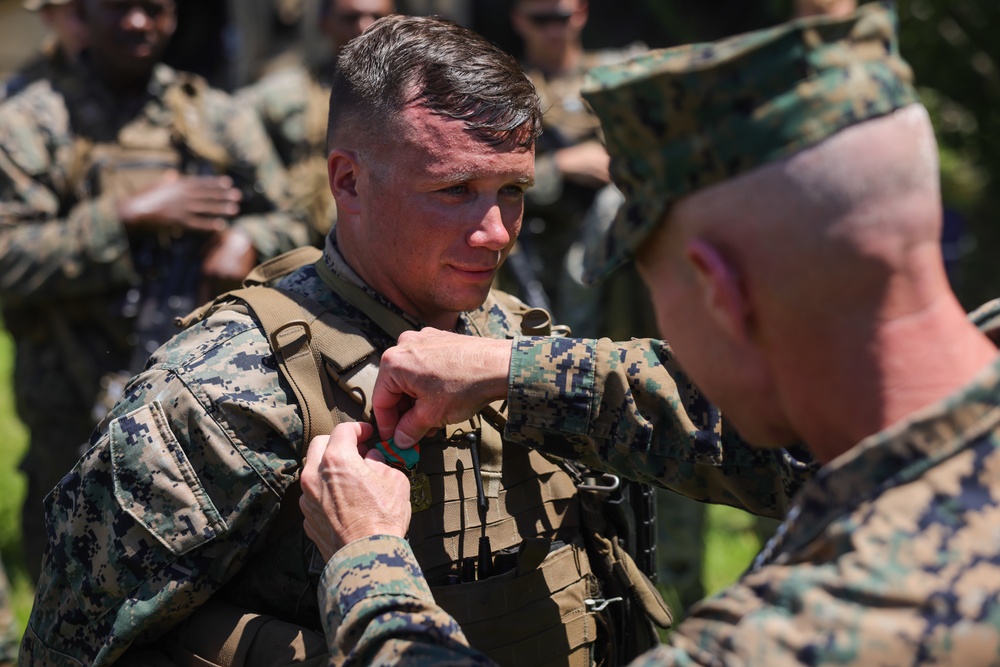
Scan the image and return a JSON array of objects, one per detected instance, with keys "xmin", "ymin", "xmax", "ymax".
[{"xmin": 62, "ymin": 58, "xmax": 177, "ymax": 137}]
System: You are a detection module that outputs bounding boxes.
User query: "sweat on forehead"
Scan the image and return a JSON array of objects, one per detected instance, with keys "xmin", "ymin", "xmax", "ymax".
[{"xmin": 579, "ymin": 1, "xmax": 920, "ymax": 284}]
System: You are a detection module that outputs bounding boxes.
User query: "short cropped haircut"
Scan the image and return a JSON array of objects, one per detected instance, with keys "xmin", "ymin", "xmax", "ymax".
[{"xmin": 327, "ymin": 15, "xmax": 542, "ymax": 151}]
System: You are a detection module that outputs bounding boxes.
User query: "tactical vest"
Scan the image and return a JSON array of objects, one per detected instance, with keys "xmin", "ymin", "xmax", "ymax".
[
  {"xmin": 150, "ymin": 247, "xmax": 671, "ymax": 667},
  {"xmin": 57, "ymin": 72, "xmax": 246, "ymax": 418}
]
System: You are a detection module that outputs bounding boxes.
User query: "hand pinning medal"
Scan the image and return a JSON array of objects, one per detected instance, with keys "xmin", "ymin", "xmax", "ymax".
[{"xmin": 374, "ymin": 437, "xmax": 432, "ymax": 512}]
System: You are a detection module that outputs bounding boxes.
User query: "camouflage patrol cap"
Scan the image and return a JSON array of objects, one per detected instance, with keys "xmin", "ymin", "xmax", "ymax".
[
  {"xmin": 580, "ymin": 1, "xmax": 919, "ymax": 283},
  {"xmin": 23, "ymin": 0, "xmax": 73, "ymax": 10}
]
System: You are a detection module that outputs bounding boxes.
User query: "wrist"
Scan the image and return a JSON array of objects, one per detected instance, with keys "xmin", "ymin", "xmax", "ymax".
[{"xmin": 481, "ymin": 339, "xmax": 513, "ymax": 403}]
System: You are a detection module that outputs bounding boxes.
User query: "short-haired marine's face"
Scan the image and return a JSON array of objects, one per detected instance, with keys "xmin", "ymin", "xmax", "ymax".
[{"xmin": 341, "ymin": 104, "xmax": 535, "ymax": 329}]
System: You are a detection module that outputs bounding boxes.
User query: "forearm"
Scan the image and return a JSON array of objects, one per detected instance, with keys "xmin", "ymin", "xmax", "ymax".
[
  {"xmin": 0, "ymin": 190, "xmax": 135, "ymax": 304},
  {"xmin": 505, "ymin": 336, "xmax": 817, "ymax": 517},
  {"xmin": 321, "ymin": 535, "xmax": 495, "ymax": 667}
]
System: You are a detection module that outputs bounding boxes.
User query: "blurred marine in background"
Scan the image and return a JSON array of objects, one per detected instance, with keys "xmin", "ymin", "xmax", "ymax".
[
  {"xmin": 0, "ymin": 0, "xmax": 308, "ymax": 583},
  {"xmin": 0, "ymin": 0, "xmax": 86, "ymax": 100},
  {"xmin": 237, "ymin": 0, "xmax": 396, "ymax": 246}
]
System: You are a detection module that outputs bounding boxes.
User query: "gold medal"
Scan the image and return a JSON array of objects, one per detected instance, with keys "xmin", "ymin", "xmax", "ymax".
[{"xmin": 410, "ymin": 471, "xmax": 432, "ymax": 512}]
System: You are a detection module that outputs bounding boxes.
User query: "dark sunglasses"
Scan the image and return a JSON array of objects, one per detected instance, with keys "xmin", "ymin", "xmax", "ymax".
[{"xmin": 524, "ymin": 11, "xmax": 573, "ymax": 27}]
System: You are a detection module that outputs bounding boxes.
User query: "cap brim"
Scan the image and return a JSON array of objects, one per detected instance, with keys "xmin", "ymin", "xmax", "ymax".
[{"xmin": 582, "ymin": 176, "xmax": 672, "ymax": 285}]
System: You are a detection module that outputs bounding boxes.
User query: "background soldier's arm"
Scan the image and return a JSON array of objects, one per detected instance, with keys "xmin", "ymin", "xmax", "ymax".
[
  {"xmin": 0, "ymin": 94, "xmax": 137, "ymax": 305},
  {"xmin": 204, "ymin": 88, "xmax": 311, "ymax": 260}
]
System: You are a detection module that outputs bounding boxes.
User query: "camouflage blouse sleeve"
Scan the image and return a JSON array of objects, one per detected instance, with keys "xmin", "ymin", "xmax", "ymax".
[
  {"xmin": 316, "ymin": 535, "xmax": 736, "ymax": 667},
  {"xmin": 320, "ymin": 535, "xmax": 494, "ymax": 666},
  {"xmin": 19, "ymin": 311, "xmax": 303, "ymax": 665},
  {"xmin": 504, "ymin": 336, "xmax": 818, "ymax": 517},
  {"xmin": 202, "ymin": 87, "xmax": 311, "ymax": 259},
  {"xmin": 0, "ymin": 85, "xmax": 137, "ymax": 305}
]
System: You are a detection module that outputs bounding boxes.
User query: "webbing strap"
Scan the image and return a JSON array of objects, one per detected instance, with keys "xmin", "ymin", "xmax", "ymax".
[
  {"xmin": 243, "ymin": 246, "xmax": 323, "ymax": 287},
  {"xmin": 313, "ymin": 259, "xmax": 414, "ymax": 340},
  {"xmin": 232, "ymin": 287, "xmax": 334, "ymax": 449},
  {"xmin": 217, "ymin": 611, "xmax": 269, "ymax": 666},
  {"xmin": 313, "ymin": 258, "xmax": 509, "ymax": 468}
]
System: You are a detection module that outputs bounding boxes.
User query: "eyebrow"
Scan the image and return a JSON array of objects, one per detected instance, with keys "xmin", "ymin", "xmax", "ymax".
[{"xmin": 431, "ymin": 171, "xmax": 534, "ymax": 186}]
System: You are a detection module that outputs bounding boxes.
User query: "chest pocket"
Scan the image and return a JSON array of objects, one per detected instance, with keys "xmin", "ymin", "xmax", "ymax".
[{"xmin": 63, "ymin": 400, "xmax": 227, "ymax": 622}]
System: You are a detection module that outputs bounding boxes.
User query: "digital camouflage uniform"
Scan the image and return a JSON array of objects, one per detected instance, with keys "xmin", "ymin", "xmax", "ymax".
[
  {"xmin": 502, "ymin": 48, "xmax": 710, "ymax": 609},
  {"xmin": 318, "ymin": 301, "xmax": 1000, "ymax": 667},
  {"xmin": 318, "ymin": 330, "xmax": 819, "ymax": 664},
  {"xmin": 21, "ymin": 235, "xmax": 682, "ymax": 666},
  {"xmin": 236, "ymin": 62, "xmax": 336, "ymax": 247},
  {"xmin": 0, "ymin": 59, "xmax": 309, "ymax": 582},
  {"xmin": 0, "ymin": 554, "xmax": 16, "ymax": 666},
  {"xmin": 309, "ymin": 5, "xmax": 1000, "ymax": 666}
]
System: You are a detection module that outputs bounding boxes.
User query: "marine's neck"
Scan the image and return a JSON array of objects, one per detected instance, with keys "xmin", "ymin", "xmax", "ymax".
[{"xmin": 782, "ymin": 292, "xmax": 998, "ymax": 464}]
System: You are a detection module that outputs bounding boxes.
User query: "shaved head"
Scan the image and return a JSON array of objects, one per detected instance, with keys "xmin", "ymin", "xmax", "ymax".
[
  {"xmin": 661, "ymin": 104, "xmax": 943, "ymax": 322},
  {"xmin": 637, "ymin": 105, "xmax": 958, "ymax": 453}
]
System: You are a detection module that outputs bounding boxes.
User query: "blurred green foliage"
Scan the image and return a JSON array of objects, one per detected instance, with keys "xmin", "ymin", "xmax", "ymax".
[
  {"xmin": 0, "ymin": 325, "xmax": 31, "ymax": 640},
  {"xmin": 898, "ymin": 0, "xmax": 1000, "ymax": 307}
]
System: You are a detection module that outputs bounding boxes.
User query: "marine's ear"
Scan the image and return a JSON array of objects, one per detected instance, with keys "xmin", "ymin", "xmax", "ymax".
[
  {"xmin": 684, "ymin": 238, "xmax": 752, "ymax": 345},
  {"xmin": 327, "ymin": 149, "xmax": 361, "ymax": 215}
]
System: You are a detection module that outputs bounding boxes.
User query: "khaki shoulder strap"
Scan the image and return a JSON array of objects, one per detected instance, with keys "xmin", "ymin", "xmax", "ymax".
[
  {"xmin": 313, "ymin": 259, "xmax": 414, "ymax": 339},
  {"xmin": 234, "ymin": 286, "xmax": 337, "ymax": 448},
  {"xmin": 177, "ymin": 246, "xmax": 377, "ymax": 447},
  {"xmin": 243, "ymin": 245, "xmax": 323, "ymax": 286},
  {"xmin": 235, "ymin": 282, "xmax": 382, "ymax": 448}
]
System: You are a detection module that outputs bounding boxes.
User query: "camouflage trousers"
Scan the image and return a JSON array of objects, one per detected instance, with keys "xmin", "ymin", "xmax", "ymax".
[
  {"xmin": 0, "ymin": 554, "xmax": 17, "ymax": 666},
  {"xmin": 18, "ymin": 405, "xmax": 94, "ymax": 583}
]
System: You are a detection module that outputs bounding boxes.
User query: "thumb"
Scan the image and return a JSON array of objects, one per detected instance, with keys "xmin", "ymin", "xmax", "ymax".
[
  {"xmin": 392, "ymin": 404, "xmax": 437, "ymax": 450},
  {"xmin": 325, "ymin": 422, "xmax": 374, "ymax": 464}
]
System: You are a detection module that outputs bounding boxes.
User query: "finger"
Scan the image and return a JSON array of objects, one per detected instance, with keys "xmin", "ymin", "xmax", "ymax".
[
  {"xmin": 158, "ymin": 169, "xmax": 181, "ymax": 184},
  {"xmin": 363, "ymin": 446, "xmax": 386, "ymax": 464},
  {"xmin": 304, "ymin": 434, "xmax": 330, "ymax": 471},
  {"xmin": 392, "ymin": 404, "xmax": 437, "ymax": 450},
  {"xmin": 186, "ymin": 174, "xmax": 237, "ymax": 191},
  {"xmin": 327, "ymin": 421, "xmax": 374, "ymax": 464},
  {"xmin": 301, "ymin": 434, "xmax": 333, "ymax": 493},
  {"xmin": 181, "ymin": 216, "xmax": 229, "ymax": 233},
  {"xmin": 371, "ymin": 371, "xmax": 406, "ymax": 442},
  {"xmin": 189, "ymin": 199, "xmax": 242, "ymax": 218}
]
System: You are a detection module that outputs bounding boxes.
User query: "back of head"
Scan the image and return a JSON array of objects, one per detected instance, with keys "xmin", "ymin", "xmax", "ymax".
[
  {"xmin": 326, "ymin": 14, "xmax": 542, "ymax": 152},
  {"xmin": 672, "ymin": 103, "xmax": 943, "ymax": 319},
  {"xmin": 578, "ymin": 1, "xmax": 921, "ymax": 285}
]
